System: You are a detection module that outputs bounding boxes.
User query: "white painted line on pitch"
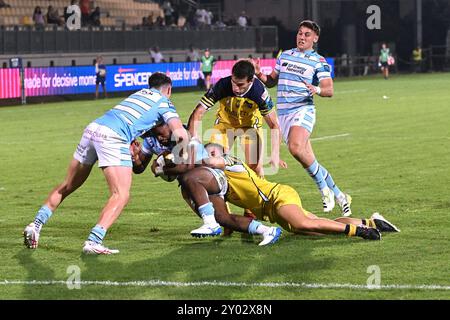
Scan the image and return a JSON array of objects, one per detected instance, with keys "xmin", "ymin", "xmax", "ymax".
[
  {"xmin": 0, "ymin": 134, "xmax": 351, "ymax": 145},
  {"xmin": 311, "ymin": 133, "xmax": 350, "ymax": 142},
  {"xmin": 1, "ymin": 280, "xmax": 449, "ymax": 291},
  {"xmin": 335, "ymin": 89, "xmax": 368, "ymax": 94}
]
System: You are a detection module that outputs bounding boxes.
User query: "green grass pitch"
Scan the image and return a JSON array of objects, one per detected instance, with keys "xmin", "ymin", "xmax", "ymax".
[{"xmin": 0, "ymin": 73, "xmax": 449, "ymax": 300}]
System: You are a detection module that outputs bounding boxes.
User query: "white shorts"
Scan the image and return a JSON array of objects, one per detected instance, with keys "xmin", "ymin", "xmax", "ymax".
[
  {"xmin": 278, "ymin": 106, "xmax": 316, "ymax": 143},
  {"xmin": 73, "ymin": 122, "xmax": 132, "ymax": 167},
  {"xmin": 204, "ymin": 167, "xmax": 228, "ymax": 198}
]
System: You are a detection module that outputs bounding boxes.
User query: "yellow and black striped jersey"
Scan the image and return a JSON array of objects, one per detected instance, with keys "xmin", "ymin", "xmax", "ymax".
[
  {"xmin": 222, "ymin": 155, "xmax": 279, "ymax": 210},
  {"xmin": 199, "ymin": 76, "xmax": 274, "ymax": 128}
]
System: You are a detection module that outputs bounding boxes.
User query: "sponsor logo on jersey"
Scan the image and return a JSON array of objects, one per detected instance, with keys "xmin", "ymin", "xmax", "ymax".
[{"xmin": 282, "ymin": 62, "xmax": 307, "ymax": 74}]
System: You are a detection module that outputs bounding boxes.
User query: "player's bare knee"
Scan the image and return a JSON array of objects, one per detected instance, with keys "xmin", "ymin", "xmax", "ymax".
[
  {"xmin": 288, "ymin": 140, "xmax": 306, "ymax": 158},
  {"xmin": 121, "ymin": 190, "xmax": 130, "ymax": 204},
  {"xmin": 119, "ymin": 195, "xmax": 130, "ymax": 207},
  {"xmin": 180, "ymin": 171, "xmax": 204, "ymax": 189},
  {"xmin": 59, "ymin": 181, "xmax": 77, "ymax": 196},
  {"xmin": 110, "ymin": 190, "xmax": 130, "ymax": 205},
  {"xmin": 178, "ymin": 173, "xmax": 194, "ymax": 188}
]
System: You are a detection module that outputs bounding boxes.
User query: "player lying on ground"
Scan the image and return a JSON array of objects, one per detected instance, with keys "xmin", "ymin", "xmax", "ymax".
[
  {"xmin": 167, "ymin": 143, "xmax": 400, "ymax": 241},
  {"xmin": 130, "ymin": 125, "xmax": 280, "ymax": 244},
  {"xmin": 146, "ymin": 126, "xmax": 400, "ymax": 241},
  {"xmin": 187, "ymin": 59, "xmax": 288, "ymax": 235}
]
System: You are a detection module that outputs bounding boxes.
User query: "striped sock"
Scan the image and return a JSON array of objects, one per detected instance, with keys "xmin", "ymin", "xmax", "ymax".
[
  {"xmin": 248, "ymin": 220, "xmax": 261, "ymax": 235},
  {"xmin": 248, "ymin": 220, "xmax": 270, "ymax": 235},
  {"xmin": 344, "ymin": 224, "xmax": 357, "ymax": 237},
  {"xmin": 87, "ymin": 225, "xmax": 107, "ymax": 244},
  {"xmin": 198, "ymin": 202, "xmax": 216, "ymax": 225},
  {"xmin": 34, "ymin": 205, "xmax": 53, "ymax": 230},
  {"xmin": 306, "ymin": 160, "xmax": 327, "ymax": 191},
  {"xmin": 362, "ymin": 219, "xmax": 376, "ymax": 228},
  {"xmin": 320, "ymin": 165, "xmax": 343, "ymax": 198}
]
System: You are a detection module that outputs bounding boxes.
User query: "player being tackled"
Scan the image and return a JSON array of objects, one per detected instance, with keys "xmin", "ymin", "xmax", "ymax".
[{"xmin": 146, "ymin": 123, "xmax": 400, "ymax": 242}]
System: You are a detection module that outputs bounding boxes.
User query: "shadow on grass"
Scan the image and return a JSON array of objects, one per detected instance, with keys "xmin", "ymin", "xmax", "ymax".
[
  {"xmin": 14, "ymin": 250, "xmax": 56, "ymax": 299},
  {"xmin": 14, "ymin": 231, "xmax": 362, "ymax": 299},
  {"xmin": 75, "ymin": 236, "xmax": 336, "ymax": 299}
]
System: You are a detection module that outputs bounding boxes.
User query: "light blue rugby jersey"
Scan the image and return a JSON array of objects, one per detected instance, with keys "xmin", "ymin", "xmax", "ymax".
[
  {"xmin": 94, "ymin": 88, "xmax": 180, "ymax": 143},
  {"xmin": 142, "ymin": 136, "xmax": 208, "ymax": 164},
  {"xmin": 141, "ymin": 136, "xmax": 173, "ymax": 156},
  {"xmin": 275, "ymin": 48, "xmax": 331, "ymax": 115}
]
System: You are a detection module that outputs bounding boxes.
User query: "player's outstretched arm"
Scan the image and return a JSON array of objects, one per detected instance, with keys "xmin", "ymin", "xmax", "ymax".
[
  {"xmin": 187, "ymin": 104, "xmax": 208, "ymax": 139},
  {"xmin": 130, "ymin": 140, "xmax": 152, "ymax": 174},
  {"xmin": 263, "ymin": 112, "xmax": 287, "ymax": 169},
  {"xmin": 152, "ymin": 141, "xmax": 200, "ymax": 177},
  {"xmin": 303, "ymin": 78, "xmax": 333, "ymax": 97},
  {"xmin": 318, "ymin": 78, "xmax": 333, "ymax": 97},
  {"xmin": 152, "ymin": 159, "xmax": 193, "ymax": 177},
  {"xmin": 253, "ymin": 58, "xmax": 279, "ymax": 88},
  {"xmin": 167, "ymin": 117, "xmax": 190, "ymax": 159}
]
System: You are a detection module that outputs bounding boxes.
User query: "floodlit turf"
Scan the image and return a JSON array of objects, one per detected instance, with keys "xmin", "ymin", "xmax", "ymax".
[{"xmin": 0, "ymin": 73, "xmax": 449, "ymax": 300}]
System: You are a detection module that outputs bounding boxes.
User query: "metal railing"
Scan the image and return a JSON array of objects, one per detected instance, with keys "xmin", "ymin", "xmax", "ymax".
[
  {"xmin": 332, "ymin": 48, "xmax": 450, "ymax": 77},
  {"xmin": 424, "ymin": 45, "xmax": 450, "ymax": 72},
  {"xmin": 0, "ymin": 25, "xmax": 278, "ymax": 55}
]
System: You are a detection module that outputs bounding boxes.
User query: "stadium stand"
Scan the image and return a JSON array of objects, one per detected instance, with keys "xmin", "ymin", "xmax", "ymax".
[
  {"xmin": 0, "ymin": 1, "xmax": 278, "ymax": 68},
  {"xmin": 0, "ymin": 0, "xmax": 163, "ymax": 27}
]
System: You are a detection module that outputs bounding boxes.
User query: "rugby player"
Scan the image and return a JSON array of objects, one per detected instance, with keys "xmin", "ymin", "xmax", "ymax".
[
  {"xmin": 169, "ymin": 143, "xmax": 399, "ymax": 241},
  {"xmin": 253, "ymin": 20, "xmax": 352, "ymax": 216},
  {"xmin": 148, "ymin": 127, "xmax": 398, "ymax": 241},
  {"xmin": 188, "ymin": 59, "xmax": 286, "ymax": 177},
  {"xmin": 130, "ymin": 124, "xmax": 281, "ymax": 244},
  {"xmin": 23, "ymin": 73, "xmax": 189, "ymax": 254}
]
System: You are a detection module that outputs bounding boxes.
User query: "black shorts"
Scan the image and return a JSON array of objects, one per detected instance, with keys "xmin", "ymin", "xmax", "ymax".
[
  {"xmin": 96, "ymin": 77, "xmax": 106, "ymax": 85},
  {"xmin": 202, "ymin": 71, "xmax": 212, "ymax": 77},
  {"xmin": 380, "ymin": 61, "xmax": 388, "ymax": 68}
]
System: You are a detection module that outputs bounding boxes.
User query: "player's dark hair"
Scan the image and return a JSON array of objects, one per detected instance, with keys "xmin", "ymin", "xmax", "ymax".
[
  {"xmin": 298, "ymin": 20, "xmax": 320, "ymax": 36},
  {"xmin": 148, "ymin": 72, "xmax": 172, "ymax": 89},
  {"xmin": 204, "ymin": 143, "xmax": 225, "ymax": 154},
  {"xmin": 232, "ymin": 60, "xmax": 255, "ymax": 81}
]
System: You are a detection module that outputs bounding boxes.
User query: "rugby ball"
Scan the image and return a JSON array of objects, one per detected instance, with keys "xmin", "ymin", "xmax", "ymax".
[{"xmin": 155, "ymin": 151, "xmax": 177, "ymax": 182}]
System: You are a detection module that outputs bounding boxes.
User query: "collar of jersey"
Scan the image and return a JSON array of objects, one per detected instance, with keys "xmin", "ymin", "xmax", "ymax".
[
  {"xmin": 235, "ymin": 80, "xmax": 254, "ymax": 97},
  {"xmin": 294, "ymin": 48, "xmax": 315, "ymax": 55},
  {"xmin": 150, "ymin": 87, "xmax": 162, "ymax": 95}
]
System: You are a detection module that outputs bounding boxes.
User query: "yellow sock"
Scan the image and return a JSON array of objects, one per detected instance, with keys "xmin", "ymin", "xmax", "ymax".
[
  {"xmin": 365, "ymin": 219, "xmax": 377, "ymax": 228},
  {"xmin": 346, "ymin": 224, "xmax": 357, "ymax": 237}
]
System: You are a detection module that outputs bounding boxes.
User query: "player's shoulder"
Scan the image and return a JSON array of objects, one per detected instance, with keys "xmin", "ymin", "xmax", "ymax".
[
  {"xmin": 143, "ymin": 135, "xmax": 157, "ymax": 149},
  {"xmin": 147, "ymin": 89, "xmax": 174, "ymax": 107},
  {"xmin": 213, "ymin": 76, "xmax": 233, "ymax": 95},
  {"xmin": 250, "ymin": 77, "xmax": 265, "ymax": 92},
  {"xmin": 310, "ymin": 51, "xmax": 328, "ymax": 64},
  {"xmin": 248, "ymin": 78, "xmax": 270, "ymax": 100},
  {"xmin": 278, "ymin": 49, "xmax": 296, "ymax": 59},
  {"xmin": 216, "ymin": 76, "xmax": 231, "ymax": 88},
  {"xmin": 135, "ymin": 88, "xmax": 163, "ymax": 100},
  {"xmin": 163, "ymin": 98, "xmax": 176, "ymax": 110},
  {"xmin": 143, "ymin": 135, "xmax": 172, "ymax": 155}
]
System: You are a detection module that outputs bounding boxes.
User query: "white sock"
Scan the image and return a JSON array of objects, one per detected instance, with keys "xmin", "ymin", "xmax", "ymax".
[
  {"xmin": 256, "ymin": 224, "xmax": 270, "ymax": 235},
  {"xmin": 202, "ymin": 214, "xmax": 217, "ymax": 225}
]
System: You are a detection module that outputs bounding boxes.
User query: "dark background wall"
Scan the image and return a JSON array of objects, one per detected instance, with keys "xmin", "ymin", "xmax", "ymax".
[{"xmin": 218, "ymin": 0, "xmax": 450, "ymax": 65}]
